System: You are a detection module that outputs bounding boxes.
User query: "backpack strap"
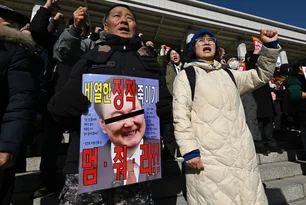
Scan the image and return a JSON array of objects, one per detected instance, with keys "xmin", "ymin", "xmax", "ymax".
[
  {"xmin": 185, "ymin": 67, "xmax": 236, "ymax": 101},
  {"xmin": 223, "ymin": 68, "xmax": 237, "ymax": 88},
  {"xmin": 184, "ymin": 66, "xmax": 196, "ymax": 101}
]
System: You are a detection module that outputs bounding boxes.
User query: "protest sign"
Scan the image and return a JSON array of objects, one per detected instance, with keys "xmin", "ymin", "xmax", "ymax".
[{"xmin": 78, "ymin": 74, "xmax": 161, "ymax": 193}]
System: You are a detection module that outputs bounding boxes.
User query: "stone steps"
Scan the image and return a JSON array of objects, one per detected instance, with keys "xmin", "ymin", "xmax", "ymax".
[
  {"xmin": 259, "ymin": 161, "xmax": 305, "ymax": 182},
  {"xmin": 289, "ymin": 198, "xmax": 306, "ymax": 205},
  {"xmin": 12, "ymin": 130, "xmax": 306, "ymax": 205},
  {"xmin": 257, "ymin": 149, "xmax": 306, "ymax": 205},
  {"xmin": 265, "ymin": 175, "xmax": 306, "ymax": 205},
  {"xmin": 258, "ymin": 150, "xmax": 305, "ymax": 165}
]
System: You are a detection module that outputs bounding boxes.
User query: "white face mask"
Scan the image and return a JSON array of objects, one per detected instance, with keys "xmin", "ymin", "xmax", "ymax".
[{"xmin": 228, "ymin": 60, "xmax": 239, "ymax": 70}]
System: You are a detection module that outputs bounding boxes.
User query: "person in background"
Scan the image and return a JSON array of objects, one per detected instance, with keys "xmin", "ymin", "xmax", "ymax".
[
  {"xmin": 48, "ymin": 4, "xmax": 172, "ymax": 204},
  {"xmin": 245, "ymin": 49, "xmax": 283, "ymax": 154},
  {"xmin": 145, "ymin": 40, "xmax": 158, "ymax": 58},
  {"xmin": 219, "ymin": 47, "xmax": 226, "ymax": 60},
  {"xmin": 223, "ymin": 53, "xmax": 264, "ymax": 154},
  {"xmin": 173, "ymin": 29, "xmax": 281, "ymax": 205},
  {"xmin": 156, "ymin": 46, "xmax": 183, "ymax": 159},
  {"xmin": 287, "ymin": 58, "xmax": 306, "ymax": 150},
  {"xmin": 0, "ymin": 5, "xmax": 39, "ymax": 205}
]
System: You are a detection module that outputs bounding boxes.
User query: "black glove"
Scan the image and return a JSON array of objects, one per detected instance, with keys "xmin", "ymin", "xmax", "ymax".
[
  {"xmin": 48, "ymin": 90, "xmax": 90, "ymax": 123},
  {"xmin": 156, "ymin": 99, "xmax": 172, "ymax": 124}
]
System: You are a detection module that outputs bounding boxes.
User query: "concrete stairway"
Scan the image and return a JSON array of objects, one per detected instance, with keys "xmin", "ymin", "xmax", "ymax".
[
  {"xmin": 12, "ymin": 130, "xmax": 306, "ymax": 205},
  {"xmin": 11, "ymin": 133, "xmax": 69, "ymax": 205},
  {"xmin": 259, "ymin": 150, "xmax": 306, "ymax": 205},
  {"xmin": 257, "ymin": 129, "xmax": 306, "ymax": 205}
]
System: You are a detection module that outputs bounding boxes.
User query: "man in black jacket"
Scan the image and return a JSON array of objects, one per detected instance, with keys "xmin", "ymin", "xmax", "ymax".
[
  {"xmin": 48, "ymin": 4, "xmax": 172, "ymax": 205},
  {"xmin": 0, "ymin": 5, "xmax": 39, "ymax": 205},
  {"xmin": 245, "ymin": 50, "xmax": 283, "ymax": 154}
]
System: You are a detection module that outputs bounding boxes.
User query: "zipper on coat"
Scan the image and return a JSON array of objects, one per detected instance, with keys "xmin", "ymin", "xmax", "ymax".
[{"xmin": 121, "ymin": 44, "xmax": 127, "ymax": 75}]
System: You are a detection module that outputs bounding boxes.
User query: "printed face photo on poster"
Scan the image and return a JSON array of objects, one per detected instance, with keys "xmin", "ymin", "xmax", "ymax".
[{"xmin": 79, "ymin": 75, "xmax": 161, "ymax": 193}]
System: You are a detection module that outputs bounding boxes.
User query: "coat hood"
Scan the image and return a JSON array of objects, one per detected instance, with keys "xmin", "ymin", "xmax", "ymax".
[{"xmin": 0, "ymin": 26, "xmax": 35, "ymax": 50}]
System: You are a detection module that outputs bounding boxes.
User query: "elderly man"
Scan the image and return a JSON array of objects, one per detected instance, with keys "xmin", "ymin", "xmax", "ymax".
[{"xmin": 48, "ymin": 4, "xmax": 172, "ymax": 205}]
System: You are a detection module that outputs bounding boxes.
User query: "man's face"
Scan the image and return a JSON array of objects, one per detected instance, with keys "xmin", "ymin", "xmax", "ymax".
[
  {"xmin": 104, "ymin": 6, "xmax": 136, "ymax": 38},
  {"xmin": 170, "ymin": 50, "xmax": 181, "ymax": 64},
  {"xmin": 145, "ymin": 41, "xmax": 154, "ymax": 48},
  {"xmin": 99, "ymin": 93, "xmax": 145, "ymax": 149},
  {"xmin": 194, "ymin": 34, "xmax": 216, "ymax": 61},
  {"xmin": 0, "ymin": 17, "xmax": 18, "ymax": 29}
]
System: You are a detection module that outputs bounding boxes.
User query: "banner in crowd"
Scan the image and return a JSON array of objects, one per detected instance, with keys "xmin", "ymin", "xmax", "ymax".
[
  {"xmin": 239, "ymin": 61, "xmax": 246, "ymax": 71},
  {"xmin": 78, "ymin": 74, "xmax": 161, "ymax": 193},
  {"xmin": 252, "ymin": 36, "xmax": 263, "ymax": 51}
]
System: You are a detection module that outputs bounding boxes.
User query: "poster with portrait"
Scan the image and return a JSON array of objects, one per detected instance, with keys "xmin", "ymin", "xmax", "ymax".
[{"xmin": 78, "ymin": 74, "xmax": 161, "ymax": 194}]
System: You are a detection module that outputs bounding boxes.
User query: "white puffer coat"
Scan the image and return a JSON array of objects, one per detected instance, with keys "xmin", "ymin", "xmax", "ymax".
[{"xmin": 173, "ymin": 45, "xmax": 281, "ymax": 205}]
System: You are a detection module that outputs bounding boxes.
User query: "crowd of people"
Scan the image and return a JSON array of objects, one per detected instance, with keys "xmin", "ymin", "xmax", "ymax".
[{"xmin": 0, "ymin": 0, "xmax": 306, "ymax": 205}]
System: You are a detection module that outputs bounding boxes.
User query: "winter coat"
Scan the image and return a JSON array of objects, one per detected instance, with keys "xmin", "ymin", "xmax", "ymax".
[
  {"xmin": 241, "ymin": 92, "xmax": 261, "ymax": 141},
  {"xmin": 52, "ymin": 28, "xmax": 107, "ymax": 93},
  {"xmin": 30, "ymin": 6, "xmax": 59, "ymax": 60},
  {"xmin": 48, "ymin": 34, "xmax": 172, "ymax": 174},
  {"xmin": 172, "ymin": 45, "xmax": 280, "ymax": 205},
  {"xmin": 0, "ymin": 26, "xmax": 39, "ymax": 154},
  {"xmin": 53, "ymin": 26, "xmax": 95, "ymax": 66},
  {"xmin": 253, "ymin": 83, "xmax": 276, "ymax": 118},
  {"xmin": 287, "ymin": 74, "xmax": 306, "ymax": 121}
]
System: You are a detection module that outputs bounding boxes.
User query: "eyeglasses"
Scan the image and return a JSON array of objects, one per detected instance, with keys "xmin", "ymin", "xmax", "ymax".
[{"xmin": 195, "ymin": 37, "xmax": 216, "ymax": 44}]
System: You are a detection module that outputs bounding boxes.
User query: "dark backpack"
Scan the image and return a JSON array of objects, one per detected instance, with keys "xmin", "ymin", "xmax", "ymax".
[{"xmin": 184, "ymin": 66, "xmax": 237, "ymax": 101}]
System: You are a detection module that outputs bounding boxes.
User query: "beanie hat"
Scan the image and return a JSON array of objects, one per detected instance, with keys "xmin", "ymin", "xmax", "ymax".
[
  {"xmin": 188, "ymin": 29, "xmax": 216, "ymax": 52},
  {"xmin": 223, "ymin": 53, "xmax": 238, "ymax": 62},
  {"xmin": 279, "ymin": 63, "xmax": 291, "ymax": 75}
]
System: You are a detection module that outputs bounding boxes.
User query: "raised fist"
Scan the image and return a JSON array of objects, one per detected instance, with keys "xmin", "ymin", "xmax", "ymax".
[
  {"xmin": 73, "ymin": 7, "xmax": 88, "ymax": 29},
  {"xmin": 54, "ymin": 12, "xmax": 64, "ymax": 21},
  {"xmin": 95, "ymin": 27, "xmax": 102, "ymax": 33},
  {"xmin": 43, "ymin": 0, "xmax": 60, "ymax": 11},
  {"xmin": 260, "ymin": 30, "xmax": 278, "ymax": 43}
]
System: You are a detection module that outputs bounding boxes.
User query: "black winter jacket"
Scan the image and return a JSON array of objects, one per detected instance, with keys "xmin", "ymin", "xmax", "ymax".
[
  {"xmin": 0, "ymin": 26, "xmax": 39, "ymax": 154},
  {"xmin": 48, "ymin": 34, "xmax": 172, "ymax": 173}
]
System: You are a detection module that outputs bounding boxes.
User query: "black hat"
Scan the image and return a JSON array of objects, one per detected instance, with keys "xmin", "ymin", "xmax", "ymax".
[
  {"xmin": 279, "ymin": 63, "xmax": 291, "ymax": 75},
  {"xmin": 223, "ymin": 53, "xmax": 238, "ymax": 62},
  {"xmin": 0, "ymin": 5, "xmax": 29, "ymax": 28}
]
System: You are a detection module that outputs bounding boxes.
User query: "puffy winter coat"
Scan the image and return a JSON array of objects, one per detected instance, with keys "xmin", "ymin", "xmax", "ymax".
[
  {"xmin": 0, "ymin": 26, "xmax": 39, "ymax": 154},
  {"xmin": 173, "ymin": 45, "xmax": 280, "ymax": 205}
]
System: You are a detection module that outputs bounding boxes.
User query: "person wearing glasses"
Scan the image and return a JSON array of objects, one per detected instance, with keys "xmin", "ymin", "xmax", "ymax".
[{"xmin": 173, "ymin": 29, "xmax": 281, "ymax": 205}]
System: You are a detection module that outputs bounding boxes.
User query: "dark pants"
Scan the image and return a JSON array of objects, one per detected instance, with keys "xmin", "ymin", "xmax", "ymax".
[
  {"xmin": 274, "ymin": 100, "xmax": 282, "ymax": 130},
  {"xmin": 39, "ymin": 111, "xmax": 65, "ymax": 189},
  {"xmin": 258, "ymin": 117, "xmax": 276, "ymax": 147},
  {"xmin": 300, "ymin": 121, "xmax": 306, "ymax": 150},
  {"xmin": 0, "ymin": 166, "xmax": 15, "ymax": 205},
  {"xmin": 160, "ymin": 122, "xmax": 177, "ymax": 157}
]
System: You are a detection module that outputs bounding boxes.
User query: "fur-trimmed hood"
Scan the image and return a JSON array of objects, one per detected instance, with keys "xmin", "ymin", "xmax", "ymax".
[{"xmin": 0, "ymin": 26, "xmax": 35, "ymax": 51}]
